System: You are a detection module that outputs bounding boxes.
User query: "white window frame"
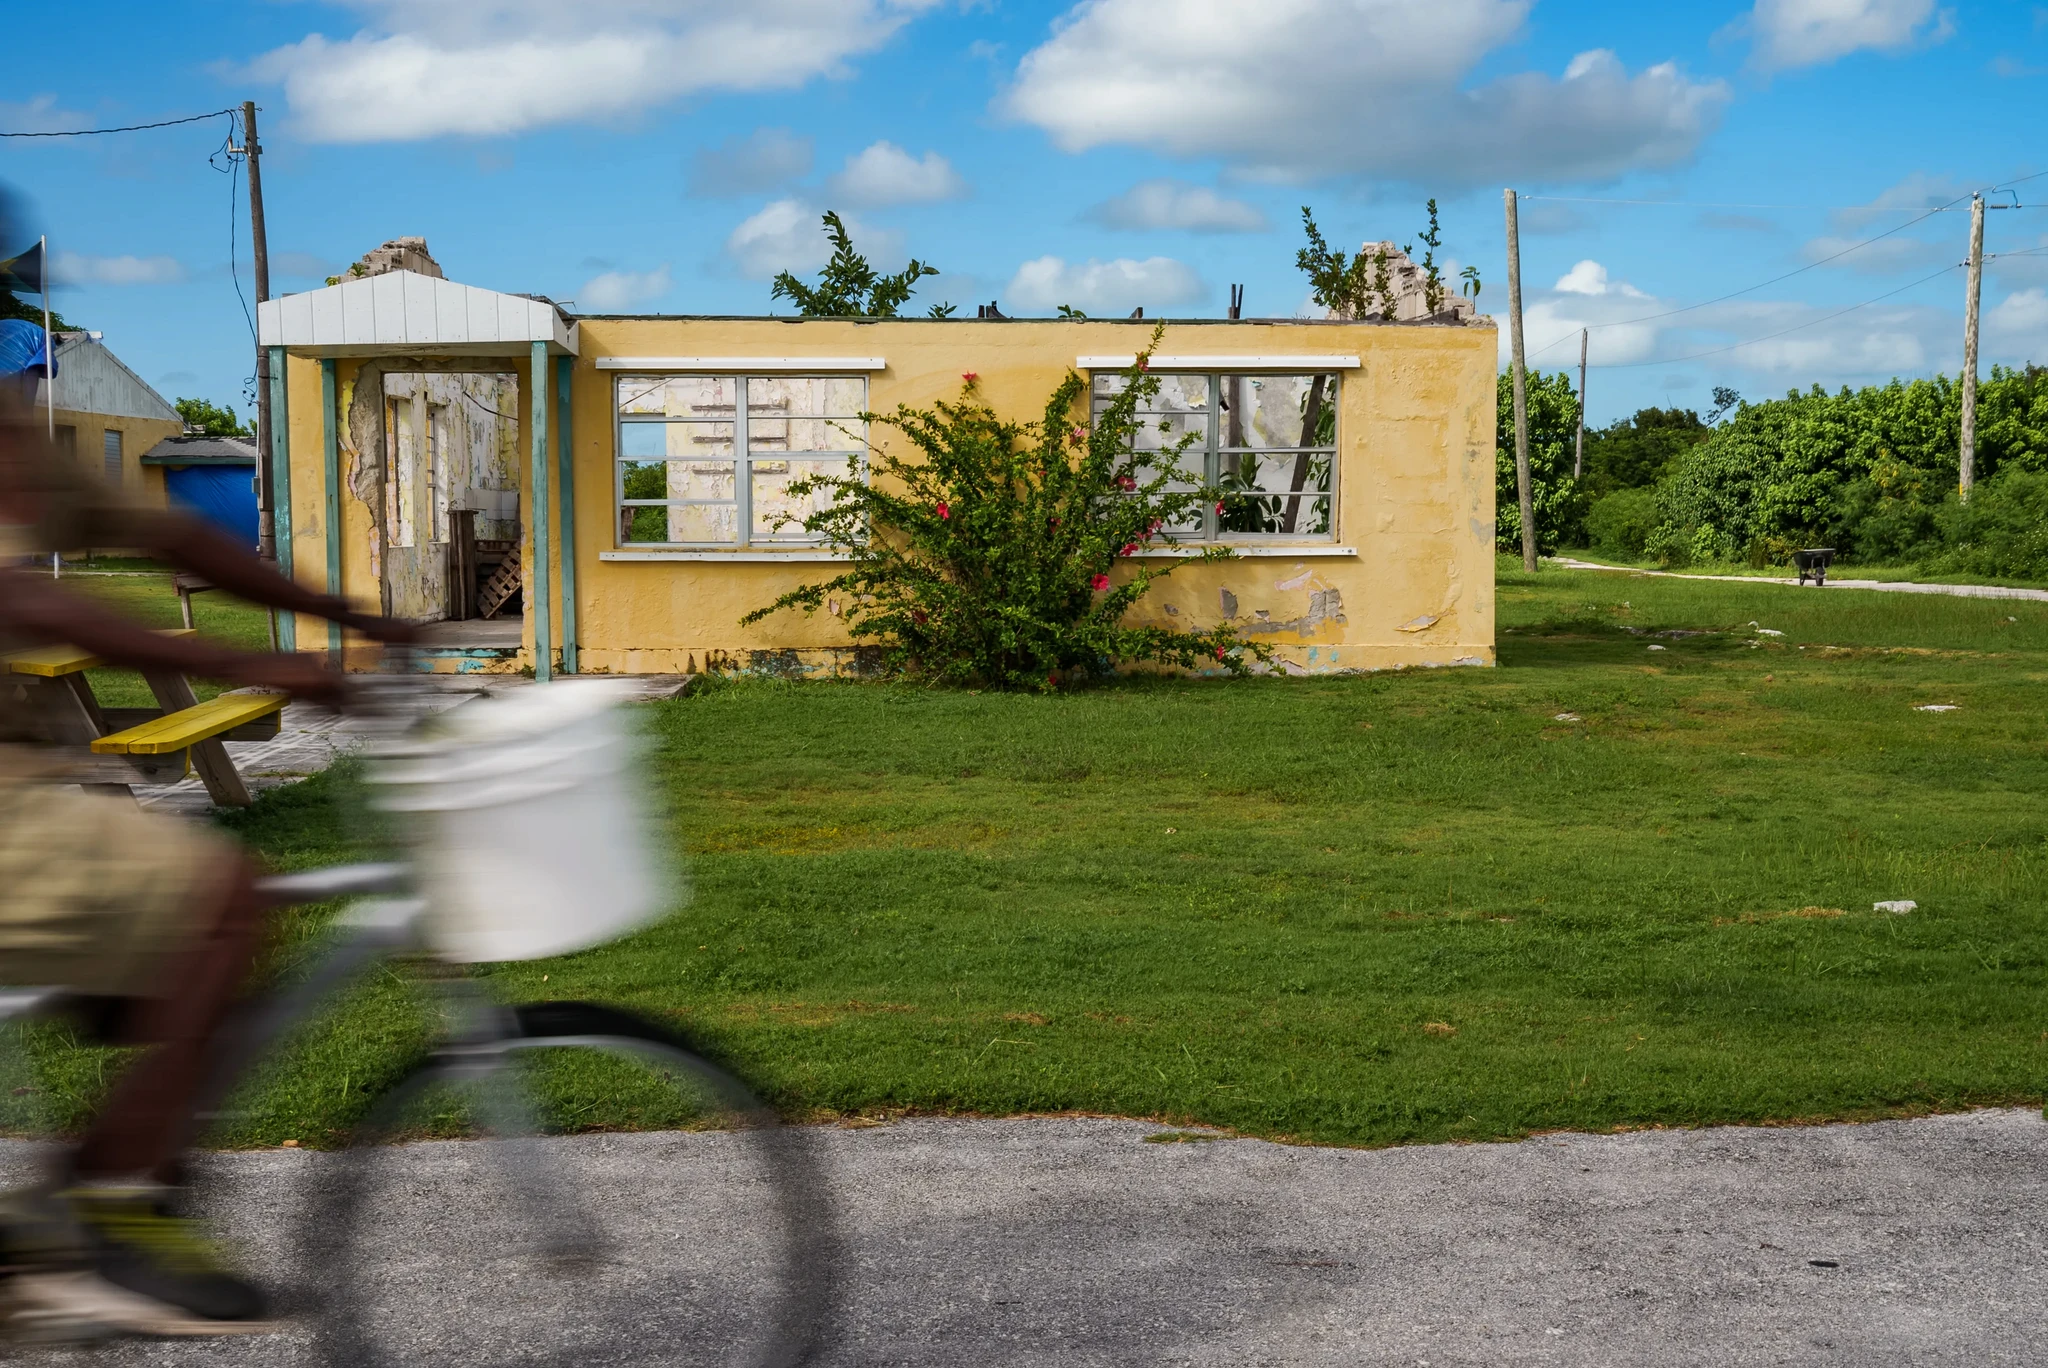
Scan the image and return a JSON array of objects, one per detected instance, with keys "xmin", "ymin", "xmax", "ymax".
[
  {"xmin": 613, "ymin": 374, "xmax": 867, "ymax": 550},
  {"xmin": 1091, "ymin": 369, "xmax": 1340, "ymax": 543}
]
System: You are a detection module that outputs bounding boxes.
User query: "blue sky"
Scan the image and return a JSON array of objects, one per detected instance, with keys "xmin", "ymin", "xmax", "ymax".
[{"xmin": 6, "ymin": 0, "xmax": 2046, "ymax": 426}]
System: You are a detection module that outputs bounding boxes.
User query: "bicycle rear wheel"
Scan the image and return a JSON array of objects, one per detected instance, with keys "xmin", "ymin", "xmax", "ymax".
[{"xmin": 301, "ymin": 1002, "xmax": 837, "ymax": 1368}]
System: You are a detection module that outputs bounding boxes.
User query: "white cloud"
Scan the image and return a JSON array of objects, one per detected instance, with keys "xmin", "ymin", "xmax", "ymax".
[
  {"xmin": 1744, "ymin": 0, "xmax": 1953, "ymax": 71},
  {"xmin": 1005, "ymin": 256, "xmax": 1205, "ymax": 314},
  {"xmin": 1799, "ymin": 233, "xmax": 1949, "ymax": 274},
  {"xmin": 0, "ymin": 95, "xmax": 88, "ymax": 134},
  {"xmin": 1086, "ymin": 180, "xmax": 1267, "ymax": 233},
  {"xmin": 826, "ymin": 141, "xmax": 968, "ymax": 207},
  {"xmin": 690, "ymin": 127, "xmax": 813, "ymax": 197},
  {"xmin": 577, "ymin": 265, "xmax": 673, "ymax": 312},
  {"xmin": 1986, "ymin": 287, "xmax": 2048, "ymax": 345},
  {"xmin": 249, "ymin": 0, "xmax": 946, "ymax": 143},
  {"xmin": 1001, "ymin": 1, "xmax": 1728, "ymax": 184},
  {"xmin": 1512, "ymin": 258, "xmax": 1963, "ymax": 385},
  {"xmin": 52, "ymin": 252, "xmax": 185, "ymax": 286},
  {"xmin": 724, "ymin": 200, "xmax": 901, "ymax": 280}
]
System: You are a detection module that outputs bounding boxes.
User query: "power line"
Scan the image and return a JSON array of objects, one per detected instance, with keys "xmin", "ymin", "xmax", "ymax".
[
  {"xmin": 0, "ymin": 107, "xmax": 239, "ymax": 138},
  {"xmin": 1526, "ymin": 196, "xmax": 1970, "ymax": 361},
  {"xmin": 1590, "ymin": 263, "xmax": 1961, "ymax": 371},
  {"xmin": 1521, "ymin": 195, "xmax": 1967, "ymax": 211}
]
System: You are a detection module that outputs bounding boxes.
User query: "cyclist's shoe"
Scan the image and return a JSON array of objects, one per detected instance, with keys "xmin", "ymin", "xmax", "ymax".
[{"xmin": 17, "ymin": 1185, "xmax": 276, "ymax": 1337}]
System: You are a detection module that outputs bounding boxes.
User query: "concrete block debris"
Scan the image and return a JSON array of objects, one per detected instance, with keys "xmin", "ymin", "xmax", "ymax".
[
  {"xmin": 1874, "ymin": 900, "xmax": 1917, "ymax": 914},
  {"xmin": 1554, "ymin": 712, "xmax": 1581, "ymax": 722},
  {"xmin": 1914, "ymin": 704, "xmax": 1959, "ymax": 712}
]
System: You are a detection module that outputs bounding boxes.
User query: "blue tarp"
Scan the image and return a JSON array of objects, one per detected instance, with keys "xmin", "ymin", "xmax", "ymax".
[{"xmin": 165, "ymin": 465, "xmax": 259, "ymax": 549}]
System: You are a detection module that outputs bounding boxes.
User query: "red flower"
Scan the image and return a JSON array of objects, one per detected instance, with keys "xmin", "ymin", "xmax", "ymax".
[
  {"xmin": 1215, "ymin": 501, "xmax": 1226, "ymax": 514},
  {"xmin": 1047, "ymin": 674, "xmax": 1057, "ymax": 689},
  {"xmin": 1049, "ymin": 516, "xmax": 1061, "ymax": 528},
  {"xmin": 1120, "ymin": 543, "xmax": 1137, "ymax": 557},
  {"xmin": 1090, "ymin": 573, "xmax": 1110, "ymax": 591},
  {"xmin": 1116, "ymin": 474, "xmax": 1137, "ymax": 491},
  {"xmin": 912, "ymin": 609, "xmax": 929, "ymax": 625},
  {"xmin": 962, "ymin": 371, "xmax": 979, "ymax": 385},
  {"xmin": 936, "ymin": 501, "xmax": 950, "ymax": 520},
  {"xmin": 1147, "ymin": 519, "xmax": 1162, "ymax": 535},
  {"xmin": 1137, "ymin": 358, "xmax": 1149, "ymax": 371},
  {"xmin": 1214, "ymin": 646, "xmax": 1226, "ymax": 660}
]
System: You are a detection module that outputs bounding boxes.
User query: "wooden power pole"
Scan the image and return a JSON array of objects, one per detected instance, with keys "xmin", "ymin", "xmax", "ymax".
[
  {"xmin": 1574, "ymin": 327, "xmax": 1588, "ymax": 481},
  {"xmin": 1505, "ymin": 189, "xmax": 1536, "ymax": 572},
  {"xmin": 244, "ymin": 101, "xmax": 276, "ymax": 562},
  {"xmin": 1959, "ymin": 193, "xmax": 1984, "ymax": 501}
]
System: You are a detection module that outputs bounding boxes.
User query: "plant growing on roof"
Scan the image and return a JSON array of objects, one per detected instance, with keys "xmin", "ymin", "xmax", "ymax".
[
  {"xmin": 1296, "ymin": 208, "xmax": 1390, "ymax": 319},
  {"xmin": 740, "ymin": 327, "xmax": 1268, "ymax": 690},
  {"xmin": 1459, "ymin": 265, "xmax": 1482, "ymax": 310},
  {"xmin": 1416, "ymin": 199, "xmax": 1446, "ymax": 315},
  {"xmin": 770, "ymin": 211, "xmax": 953, "ymax": 318}
]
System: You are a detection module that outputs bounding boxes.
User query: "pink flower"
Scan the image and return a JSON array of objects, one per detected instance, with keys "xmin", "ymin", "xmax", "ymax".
[
  {"xmin": 1116, "ymin": 474, "xmax": 1137, "ymax": 492},
  {"xmin": 1070, "ymin": 426, "xmax": 1087, "ymax": 445},
  {"xmin": 962, "ymin": 371, "xmax": 979, "ymax": 385},
  {"xmin": 1120, "ymin": 543, "xmax": 1137, "ymax": 557},
  {"xmin": 1147, "ymin": 519, "xmax": 1162, "ymax": 535},
  {"xmin": 1137, "ymin": 358, "xmax": 1149, "ymax": 372},
  {"xmin": 936, "ymin": 501, "xmax": 950, "ymax": 520},
  {"xmin": 1090, "ymin": 573, "xmax": 1110, "ymax": 591},
  {"xmin": 1214, "ymin": 646, "xmax": 1226, "ymax": 660}
]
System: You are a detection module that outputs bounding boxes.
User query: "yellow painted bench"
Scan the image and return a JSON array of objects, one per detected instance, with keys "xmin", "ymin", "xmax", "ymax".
[
  {"xmin": 4, "ymin": 632, "xmax": 281, "ymax": 807},
  {"xmin": 3, "ymin": 629, "xmax": 197, "ymax": 678},
  {"xmin": 92, "ymin": 691, "xmax": 287, "ymax": 756}
]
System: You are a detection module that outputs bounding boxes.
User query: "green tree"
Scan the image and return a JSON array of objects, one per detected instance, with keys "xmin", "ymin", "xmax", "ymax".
[
  {"xmin": 769, "ymin": 211, "xmax": 948, "ymax": 318},
  {"xmin": 1, "ymin": 286, "xmax": 71, "ymax": 332},
  {"xmin": 741, "ymin": 330, "xmax": 1266, "ymax": 689},
  {"xmin": 1496, "ymin": 369, "xmax": 1582, "ymax": 553},
  {"xmin": 174, "ymin": 397, "xmax": 249, "ymax": 436},
  {"xmin": 1580, "ymin": 407, "xmax": 1710, "ymax": 497}
]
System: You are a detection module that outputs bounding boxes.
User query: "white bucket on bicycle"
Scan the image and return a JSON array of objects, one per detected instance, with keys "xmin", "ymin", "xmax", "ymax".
[{"xmin": 368, "ymin": 681, "xmax": 669, "ymax": 963}]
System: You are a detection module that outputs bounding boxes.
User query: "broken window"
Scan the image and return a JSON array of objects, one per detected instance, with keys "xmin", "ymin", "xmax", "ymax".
[
  {"xmin": 615, "ymin": 375, "xmax": 864, "ymax": 546},
  {"xmin": 1091, "ymin": 372, "xmax": 1337, "ymax": 540}
]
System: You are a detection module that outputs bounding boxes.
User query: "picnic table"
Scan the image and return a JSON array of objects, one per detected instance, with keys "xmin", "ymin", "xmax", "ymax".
[{"xmin": 3, "ymin": 630, "xmax": 285, "ymax": 806}]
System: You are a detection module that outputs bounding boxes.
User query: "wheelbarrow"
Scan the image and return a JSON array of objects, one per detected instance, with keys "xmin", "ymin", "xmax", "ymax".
[{"xmin": 1792, "ymin": 548, "xmax": 1835, "ymax": 586}]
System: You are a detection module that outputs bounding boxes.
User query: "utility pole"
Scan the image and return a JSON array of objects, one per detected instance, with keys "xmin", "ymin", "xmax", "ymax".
[
  {"xmin": 1959, "ymin": 193, "xmax": 1983, "ymax": 502},
  {"xmin": 1574, "ymin": 327, "xmax": 1588, "ymax": 481},
  {"xmin": 244, "ymin": 101, "xmax": 276, "ymax": 563},
  {"xmin": 1505, "ymin": 189, "xmax": 1536, "ymax": 572}
]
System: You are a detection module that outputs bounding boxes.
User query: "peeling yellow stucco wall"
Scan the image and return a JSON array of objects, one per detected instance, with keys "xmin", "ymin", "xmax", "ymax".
[{"xmin": 281, "ymin": 316, "xmax": 1496, "ymax": 674}]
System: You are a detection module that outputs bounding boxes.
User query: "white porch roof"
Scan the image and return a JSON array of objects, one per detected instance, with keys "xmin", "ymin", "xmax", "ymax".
[{"xmin": 256, "ymin": 270, "xmax": 578, "ymax": 358}]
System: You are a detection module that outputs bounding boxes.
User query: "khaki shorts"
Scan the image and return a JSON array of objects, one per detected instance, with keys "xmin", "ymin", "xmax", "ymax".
[{"xmin": 0, "ymin": 779, "xmax": 235, "ymax": 998}]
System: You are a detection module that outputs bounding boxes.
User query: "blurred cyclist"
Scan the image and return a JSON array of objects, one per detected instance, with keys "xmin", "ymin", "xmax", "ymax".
[{"xmin": 0, "ymin": 211, "xmax": 411, "ymax": 1336}]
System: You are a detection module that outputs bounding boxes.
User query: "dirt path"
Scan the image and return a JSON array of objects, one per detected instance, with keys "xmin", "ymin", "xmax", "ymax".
[{"xmin": 1549, "ymin": 556, "xmax": 2048, "ymax": 603}]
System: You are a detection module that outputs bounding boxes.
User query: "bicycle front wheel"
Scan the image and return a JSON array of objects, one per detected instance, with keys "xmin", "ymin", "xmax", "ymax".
[{"xmin": 300, "ymin": 1001, "xmax": 838, "ymax": 1368}]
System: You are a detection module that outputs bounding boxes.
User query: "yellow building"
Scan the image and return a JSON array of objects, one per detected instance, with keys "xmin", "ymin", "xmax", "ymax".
[
  {"xmin": 39, "ymin": 331, "xmax": 184, "ymax": 508},
  {"xmin": 258, "ymin": 271, "xmax": 1497, "ymax": 678}
]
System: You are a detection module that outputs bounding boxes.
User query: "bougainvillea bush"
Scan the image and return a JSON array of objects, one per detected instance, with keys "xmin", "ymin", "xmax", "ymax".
[{"xmin": 740, "ymin": 338, "xmax": 1265, "ymax": 690}]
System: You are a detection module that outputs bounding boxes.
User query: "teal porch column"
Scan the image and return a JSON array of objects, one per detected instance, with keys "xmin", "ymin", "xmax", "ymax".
[
  {"xmin": 266, "ymin": 345, "xmax": 295, "ymax": 652},
  {"xmin": 321, "ymin": 359, "xmax": 342, "ymax": 659},
  {"xmin": 555, "ymin": 354, "xmax": 578, "ymax": 675},
  {"xmin": 529, "ymin": 340, "xmax": 552, "ymax": 682}
]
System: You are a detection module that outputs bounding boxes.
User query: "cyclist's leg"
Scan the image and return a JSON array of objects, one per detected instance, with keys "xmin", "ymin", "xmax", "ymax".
[
  {"xmin": 0, "ymin": 780, "xmax": 272, "ymax": 1335},
  {"xmin": 71, "ymin": 855, "xmax": 266, "ymax": 1182}
]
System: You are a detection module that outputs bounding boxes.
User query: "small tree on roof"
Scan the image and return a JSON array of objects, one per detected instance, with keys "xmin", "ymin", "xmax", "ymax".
[{"xmin": 770, "ymin": 211, "xmax": 952, "ymax": 318}]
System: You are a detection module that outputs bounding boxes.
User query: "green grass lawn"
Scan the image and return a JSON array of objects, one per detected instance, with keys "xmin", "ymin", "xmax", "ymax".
[{"xmin": 7, "ymin": 565, "xmax": 2047, "ymax": 1150}]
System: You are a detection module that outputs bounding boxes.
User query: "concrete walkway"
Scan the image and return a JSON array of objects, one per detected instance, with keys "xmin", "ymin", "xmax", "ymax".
[
  {"xmin": 8, "ymin": 1108, "xmax": 2045, "ymax": 1364},
  {"xmin": 133, "ymin": 675, "xmax": 690, "ymax": 816},
  {"xmin": 1549, "ymin": 556, "xmax": 2048, "ymax": 603}
]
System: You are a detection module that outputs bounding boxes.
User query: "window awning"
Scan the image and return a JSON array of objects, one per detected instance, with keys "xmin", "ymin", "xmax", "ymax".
[{"xmin": 593, "ymin": 357, "xmax": 886, "ymax": 372}]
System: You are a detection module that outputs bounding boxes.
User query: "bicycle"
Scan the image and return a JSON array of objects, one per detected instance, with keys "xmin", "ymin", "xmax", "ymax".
[{"xmin": 0, "ymin": 675, "xmax": 838, "ymax": 1366}]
